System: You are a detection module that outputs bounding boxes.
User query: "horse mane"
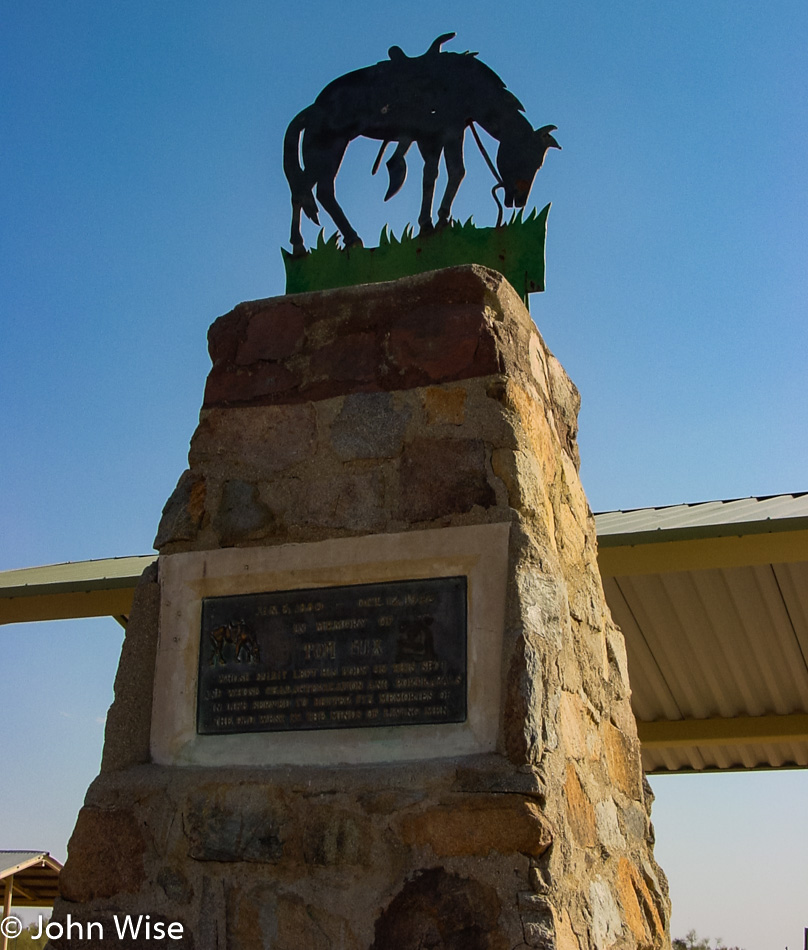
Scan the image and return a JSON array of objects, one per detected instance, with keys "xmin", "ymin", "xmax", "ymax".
[
  {"xmin": 384, "ymin": 34, "xmax": 526, "ymax": 116},
  {"xmin": 439, "ymin": 48, "xmax": 526, "ymax": 115}
]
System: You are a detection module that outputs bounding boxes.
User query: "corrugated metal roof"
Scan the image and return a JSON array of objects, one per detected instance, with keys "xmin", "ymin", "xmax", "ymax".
[
  {"xmin": 595, "ymin": 492, "xmax": 808, "ymax": 539},
  {"xmin": 599, "ymin": 497, "xmax": 808, "ymax": 773}
]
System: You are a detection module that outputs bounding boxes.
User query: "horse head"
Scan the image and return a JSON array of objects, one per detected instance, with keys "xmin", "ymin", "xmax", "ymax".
[{"xmin": 497, "ymin": 124, "xmax": 561, "ymax": 209}]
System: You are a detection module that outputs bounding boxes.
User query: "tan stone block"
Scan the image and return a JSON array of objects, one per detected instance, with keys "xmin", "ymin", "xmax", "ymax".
[
  {"xmin": 329, "ymin": 391, "xmax": 411, "ymax": 459},
  {"xmin": 184, "ymin": 789, "xmax": 286, "ymax": 863},
  {"xmin": 595, "ymin": 798, "xmax": 626, "ymax": 853},
  {"xmin": 423, "ymin": 385, "xmax": 467, "ymax": 424},
  {"xmin": 560, "ymin": 453, "xmax": 590, "ymax": 526},
  {"xmin": 564, "ymin": 766, "xmax": 598, "ymax": 848},
  {"xmin": 503, "ymin": 381, "xmax": 561, "ymax": 486},
  {"xmin": 276, "ymin": 894, "xmax": 360, "ymax": 950},
  {"xmin": 605, "ymin": 625, "xmax": 632, "ymax": 701},
  {"xmin": 213, "ymin": 478, "xmax": 276, "ymax": 545},
  {"xmin": 503, "ymin": 632, "xmax": 545, "ymax": 764},
  {"xmin": 302, "ymin": 468, "xmax": 387, "ymax": 531},
  {"xmin": 189, "ymin": 404, "xmax": 317, "ymax": 475},
  {"xmin": 602, "ymin": 721, "xmax": 644, "ymax": 800},
  {"xmin": 101, "ymin": 564, "xmax": 159, "ymax": 772},
  {"xmin": 154, "ymin": 470, "xmax": 206, "ymax": 549},
  {"xmin": 555, "ymin": 502, "xmax": 587, "ymax": 562},
  {"xmin": 491, "ymin": 447, "xmax": 530, "ymax": 512},
  {"xmin": 555, "ymin": 910, "xmax": 582, "ymax": 950},
  {"xmin": 559, "ymin": 691, "xmax": 587, "ymax": 760},
  {"xmin": 228, "ymin": 885, "xmax": 360, "ymax": 950},
  {"xmin": 302, "ymin": 808, "xmax": 370, "ymax": 867},
  {"xmin": 370, "ymin": 867, "xmax": 507, "ymax": 950},
  {"xmin": 546, "ymin": 353, "xmax": 581, "ymax": 468},
  {"xmin": 528, "ymin": 332, "xmax": 550, "ymax": 400},
  {"xmin": 227, "ymin": 886, "xmax": 265, "ymax": 949},
  {"xmin": 396, "ymin": 437, "xmax": 496, "ymax": 522},
  {"xmin": 398, "ymin": 796, "xmax": 552, "ymax": 857},
  {"xmin": 60, "ymin": 807, "xmax": 147, "ymax": 902},
  {"xmin": 616, "ymin": 857, "xmax": 665, "ymax": 946}
]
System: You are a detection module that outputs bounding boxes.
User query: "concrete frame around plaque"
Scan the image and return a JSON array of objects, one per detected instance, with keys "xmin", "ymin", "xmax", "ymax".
[{"xmin": 151, "ymin": 522, "xmax": 509, "ymax": 767}]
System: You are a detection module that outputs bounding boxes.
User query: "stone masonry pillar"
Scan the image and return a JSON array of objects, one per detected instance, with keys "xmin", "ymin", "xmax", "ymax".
[{"xmin": 51, "ymin": 265, "xmax": 671, "ymax": 950}]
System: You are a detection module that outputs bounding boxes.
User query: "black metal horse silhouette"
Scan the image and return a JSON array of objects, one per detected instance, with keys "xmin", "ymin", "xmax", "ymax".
[{"xmin": 283, "ymin": 33, "xmax": 560, "ymax": 254}]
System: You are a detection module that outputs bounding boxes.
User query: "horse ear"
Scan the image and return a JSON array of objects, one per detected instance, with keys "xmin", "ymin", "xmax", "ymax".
[{"xmin": 536, "ymin": 125, "xmax": 561, "ymax": 150}]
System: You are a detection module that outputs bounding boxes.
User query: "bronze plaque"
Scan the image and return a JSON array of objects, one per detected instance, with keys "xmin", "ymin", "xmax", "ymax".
[{"xmin": 197, "ymin": 576, "xmax": 467, "ymax": 735}]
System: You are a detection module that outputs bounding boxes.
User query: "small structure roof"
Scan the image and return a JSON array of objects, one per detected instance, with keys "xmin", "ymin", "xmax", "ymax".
[
  {"xmin": 0, "ymin": 851, "xmax": 62, "ymax": 907},
  {"xmin": 595, "ymin": 493, "xmax": 808, "ymax": 773}
]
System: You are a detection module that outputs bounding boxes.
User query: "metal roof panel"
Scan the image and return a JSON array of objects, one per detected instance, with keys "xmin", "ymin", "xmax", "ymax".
[
  {"xmin": 0, "ymin": 555, "xmax": 156, "ymax": 597},
  {"xmin": 595, "ymin": 493, "xmax": 808, "ymax": 538}
]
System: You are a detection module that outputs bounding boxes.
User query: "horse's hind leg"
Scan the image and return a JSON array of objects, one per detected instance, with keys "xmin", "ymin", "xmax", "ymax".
[
  {"xmin": 316, "ymin": 178, "xmax": 362, "ymax": 248},
  {"xmin": 306, "ymin": 136, "xmax": 362, "ymax": 247}
]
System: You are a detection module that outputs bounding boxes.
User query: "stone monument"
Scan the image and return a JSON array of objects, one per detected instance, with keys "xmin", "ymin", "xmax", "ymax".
[{"xmin": 49, "ymin": 265, "xmax": 671, "ymax": 949}]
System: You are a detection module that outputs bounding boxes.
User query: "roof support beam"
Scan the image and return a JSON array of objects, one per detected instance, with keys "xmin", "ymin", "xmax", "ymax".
[
  {"xmin": 597, "ymin": 528, "xmax": 808, "ymax": 576},
  {"xmin": 2, "ymin": 875, "xmax": 12, "ymax": 950},
  {"xmin": 0, "ymin": 587, "xmax": 138, "ymax": 625},
  {"xmin": 637, "ymin": 712, "xmax": 808, "ymax": 749}
]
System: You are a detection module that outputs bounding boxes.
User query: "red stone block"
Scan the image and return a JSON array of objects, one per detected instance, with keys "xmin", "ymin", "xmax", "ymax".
[
  {"xmin": 307, "ymin": 331, "xmax": 379, "ymax": 383},
  {"xmin": 387, "ymin": 304, "xmax": 500, "ymax": 384},
  {"xmin": 204, "ymin": 362, "xmax": 299, "ymax": 407},
  {"xmin": 235, "ymin": 303, "xmax": 305, "ymax": 364}
]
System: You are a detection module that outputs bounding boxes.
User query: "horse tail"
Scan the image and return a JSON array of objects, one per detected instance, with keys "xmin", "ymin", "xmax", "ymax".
[{"xmin": 283, "ymin": 107, "xmax": 319, "ymax": 224}]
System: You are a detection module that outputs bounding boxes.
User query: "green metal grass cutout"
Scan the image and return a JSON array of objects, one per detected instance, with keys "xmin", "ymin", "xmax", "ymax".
[{"xmin": 282, "ymin": 203, "xmax": 550, "ymax": 306}]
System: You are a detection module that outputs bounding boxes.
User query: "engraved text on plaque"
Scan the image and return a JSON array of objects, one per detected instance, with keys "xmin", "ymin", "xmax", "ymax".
[{"xmin": 197, "ymin": 576, "xmax": 467, "ymax": 735}]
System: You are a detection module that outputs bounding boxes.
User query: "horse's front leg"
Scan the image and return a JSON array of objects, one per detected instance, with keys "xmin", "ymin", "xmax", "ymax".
[
  {"xmin": 417, "ymin": 142, "xmax": 441, "ymax": 234},
  {"xmin": 436, "ymin": 135, "xmax": 465, "ymax": 229},
  {"xmin": 290, "ymin": 199, "xmax": 306, "ymax": 257}
]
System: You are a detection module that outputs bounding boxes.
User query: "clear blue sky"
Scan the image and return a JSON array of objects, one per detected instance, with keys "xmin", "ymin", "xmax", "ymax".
[{"xmin": 1, "ymin": 3, "xmax": 806, "ymax": 947}]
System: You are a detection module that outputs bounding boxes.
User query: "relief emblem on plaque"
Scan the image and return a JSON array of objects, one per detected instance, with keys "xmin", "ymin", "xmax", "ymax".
[
  {"xmin": 395, "ymin": 617, "xmax": 435, "ymax": 662},
  {"xmin": 207, "ymin": 619, "xmax": 262, "ymax": 667},
  {"xmin": 197, "ymin": 577, "xmax": 467, "ymax": 736}
]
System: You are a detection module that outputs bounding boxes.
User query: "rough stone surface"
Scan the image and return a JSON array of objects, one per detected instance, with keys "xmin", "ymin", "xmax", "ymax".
[
  {"xmin": 370, "ymin": 868, "xmax": 507, "ymax": 950},
  {"xmin": 423, "ymin": 385, "xmax": 467, "ymax": 425},
  {"xmin": 154, "ymin": 471, "xmax": 206, "ymax": 549},
  {"xmin": 211, "ymin": 478, "xmax": 275, "ymax": 545},
  {"xmin": 54, "ymin": 267, "xmax": 671, "ymax": 950},
  {"xmin": 330, "ymin": 392, "xmax": 410, "ymax": 460},
  {"xmin": 202, "ymin": 267, "xmax": 531, "ymax": 410},
  {"xmin": 396, "ymin": 437, "xmax": 497, "ymax": 522},
  {"xmin": 100, "ymin": 563, "xmax": 159, "ymax": 771},
  {"xmin": 59, "ymin": 807, "xmax": 147, "ymax": 902},
  {"xmin": 564, "ymin": 765, "xmax": 599, "ymax": 849},
  {"xmin": 398, "ymin": 796, "xmax": 552, "ymax": 858}
]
